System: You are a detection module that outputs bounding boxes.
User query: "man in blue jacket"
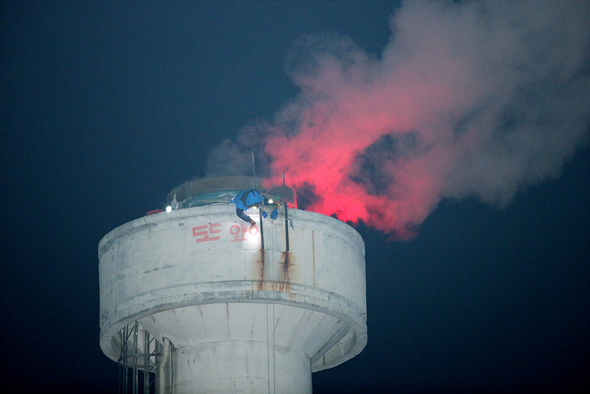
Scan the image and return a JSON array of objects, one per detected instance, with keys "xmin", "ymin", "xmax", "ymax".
[{"xmin": 230, "ymin": 188, "xmax": 265, "ymax": 225}]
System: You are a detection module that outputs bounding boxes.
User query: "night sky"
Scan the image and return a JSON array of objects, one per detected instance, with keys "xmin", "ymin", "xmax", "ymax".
[{"xmin": 1, "ymin": 1, "xmax": 589, "ymax": 393}]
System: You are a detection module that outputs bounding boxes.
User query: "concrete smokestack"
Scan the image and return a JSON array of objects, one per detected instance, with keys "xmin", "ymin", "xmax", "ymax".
[{"xmin": 99, "ymin": 177, "xmax": 367, "ymax": 393}]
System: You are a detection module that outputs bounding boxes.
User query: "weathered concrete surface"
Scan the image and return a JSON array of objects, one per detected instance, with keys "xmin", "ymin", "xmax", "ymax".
[{"xmin": 99, "ymin": 204, "xmax": 366, "ymax": 393}]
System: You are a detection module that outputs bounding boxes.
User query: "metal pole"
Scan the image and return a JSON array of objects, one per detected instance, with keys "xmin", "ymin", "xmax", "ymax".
[
  {"xmin": 252, "ymin": 153, "xmax": 258, "ymax": 190},
  {"xmin": 259, "ymin": 206, "xmax": 265, "ymax": 250},
  {"xmin": 143, "ymin": 329, "xmax": 150, "ymax": 393},
  {"xmin": 133, "ymin": 322, "xmax": 139, "ymax": 394},
  {"xmin": 119, "ymin": 325, "xmax": 129, "ymax": 394},
  {"xmin": 283, "ymin": 174, "xmax": 289, "ymax": 252}
]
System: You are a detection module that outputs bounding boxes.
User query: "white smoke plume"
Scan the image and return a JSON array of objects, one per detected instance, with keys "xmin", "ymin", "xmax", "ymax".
[{"xmin": 209, "ymin": 0, "xmax": 590, "ymax": 238}]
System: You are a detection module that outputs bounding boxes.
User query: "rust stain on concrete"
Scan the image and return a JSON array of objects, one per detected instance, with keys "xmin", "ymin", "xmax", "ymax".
[{"xmin": 254, "ymin": 249, "xmax": 266, "ymax": 290}]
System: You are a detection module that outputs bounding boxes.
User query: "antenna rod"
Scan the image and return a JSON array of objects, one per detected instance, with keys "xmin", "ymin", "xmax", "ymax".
[
  {"xmin": 253, "ymin": 153, "xmax": 264, "ymax": 250},
  {"xmin": 251, "ymin": 153, "xmax": 259, "ymax": 190},
  {"xmin": 283, "ymin": 173, "xmax": 289, "ymax": 252},
  {"xmin": 259, "ymin": 206, "xmax": 265, "ymax": 251}
]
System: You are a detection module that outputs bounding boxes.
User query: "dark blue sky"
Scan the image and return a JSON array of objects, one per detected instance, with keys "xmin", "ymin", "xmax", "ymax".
[{"xmin": 1, "ymin": 1, "xmax": 589, "ymax": 392}]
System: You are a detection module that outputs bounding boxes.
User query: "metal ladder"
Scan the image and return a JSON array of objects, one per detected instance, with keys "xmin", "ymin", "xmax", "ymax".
[{"xmin": 117, "ymin": 322, "xmax": 157, "ymax": 394}]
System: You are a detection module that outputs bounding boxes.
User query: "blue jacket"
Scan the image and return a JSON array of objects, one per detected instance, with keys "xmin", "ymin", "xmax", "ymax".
[{"xmin": 231, "ymin": 188, "xmax": 263, "ymax": 210}]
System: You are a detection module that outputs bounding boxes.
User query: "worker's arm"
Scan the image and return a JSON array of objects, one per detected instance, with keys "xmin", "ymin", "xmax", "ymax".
[{"xmin": 236, "ymin": 208, "xmax": 255, "ymax": 225}]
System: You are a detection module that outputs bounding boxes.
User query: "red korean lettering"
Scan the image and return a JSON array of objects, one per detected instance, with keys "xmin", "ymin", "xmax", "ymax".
[
  {"xmin": 229, "ymin": 223, "xmax": 247, "ymax": 242},
  {"xmin": 229, "ymin": 222, "xmax": 259, "ymax": 242},
  {"xmin": 192, "ymin": 223, "xmax": 221, "ymax": 243}
]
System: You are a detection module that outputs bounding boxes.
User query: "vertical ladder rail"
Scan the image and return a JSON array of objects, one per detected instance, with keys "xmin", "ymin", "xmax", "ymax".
[
  {"xmin": 259, "ymin": 206, "xmax": 265, "ymax": 250},
  {"xmin": 118, "ymin": 325, "xmax": 129, "ymax": 394},
  {"xmin": 118, "ymin": 322, "xmax": 157, "ymax": 394},
  {"xmin": 143, "ymin": 329, "xmax": 150, "ymax": 394},
  {"xmin": 282, "ymin": 174, "xmax": 289, "ymax": 252},
  {"xmin": 133, "ymin": 322, "xmax": 139, "ymax": 394}
]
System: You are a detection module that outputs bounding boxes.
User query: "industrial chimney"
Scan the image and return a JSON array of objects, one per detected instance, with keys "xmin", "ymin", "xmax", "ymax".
[{"xmin": 99, "ymin": 176, "xmax": 367, "ymax": 393}]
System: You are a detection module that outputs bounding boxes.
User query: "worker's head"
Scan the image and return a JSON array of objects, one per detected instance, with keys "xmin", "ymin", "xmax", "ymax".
[{"xmin": 246, "ymin": 196, "xmax": 269, "ymax": 209}]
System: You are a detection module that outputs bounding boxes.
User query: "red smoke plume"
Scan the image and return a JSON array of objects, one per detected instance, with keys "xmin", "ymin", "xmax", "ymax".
[
  {"xmin": 208, "ymin": 0, "xmax": 590, "ymax": 239},
  {"xmin": 262, "ymin": 0, "xmax": 590, "ymax": 238}
]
